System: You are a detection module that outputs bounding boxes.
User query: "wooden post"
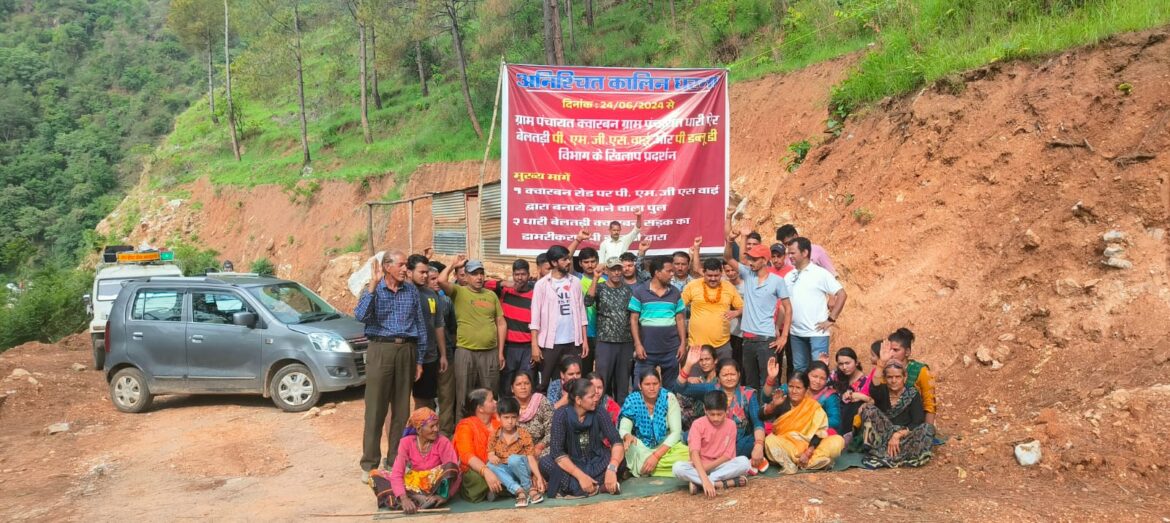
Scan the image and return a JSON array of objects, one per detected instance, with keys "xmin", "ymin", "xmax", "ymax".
[
  {"xmin": 366, "ymin": 202, "xmax": 375, "ymax": 255},
  {"xmin": 477, "ymin": 62, "xmax": 504, "ymax": 259}
]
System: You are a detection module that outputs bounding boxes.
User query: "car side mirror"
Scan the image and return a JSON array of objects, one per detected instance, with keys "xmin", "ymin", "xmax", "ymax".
[
  {"xmin": 82, "ymin": 294, "xmax": 91, "ymax": 306},
  {"xmin": 232, "ymin": 311, "xmax": 258, "ymax": 328}
]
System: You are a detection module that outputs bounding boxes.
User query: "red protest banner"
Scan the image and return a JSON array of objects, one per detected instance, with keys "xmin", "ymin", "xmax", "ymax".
[{"xmin": 500, "ymin": 64, "xmax": 729, "ymax": 256}]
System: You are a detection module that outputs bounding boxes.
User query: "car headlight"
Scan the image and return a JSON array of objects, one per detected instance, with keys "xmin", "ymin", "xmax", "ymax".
[{"xmin": 308, "ymin": 332, "xmax": 353, "ymax": 353}]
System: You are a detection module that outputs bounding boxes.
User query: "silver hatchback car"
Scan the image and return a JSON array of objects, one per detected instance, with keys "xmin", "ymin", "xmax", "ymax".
[{"xmin": 102, "ymin": 274, "xmax": 368, "ymax": 413}]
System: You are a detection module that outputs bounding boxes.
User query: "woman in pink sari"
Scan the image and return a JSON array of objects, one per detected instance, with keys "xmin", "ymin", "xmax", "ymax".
[{"xmin": 381, "ymin": 408, "xmax": 460, "ymax": 514}]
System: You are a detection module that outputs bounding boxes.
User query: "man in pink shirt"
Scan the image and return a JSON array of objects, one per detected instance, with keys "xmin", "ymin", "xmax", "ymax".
[
  {"xmin": 775, "ymin": 224, "xmax": 837, "ymax": 276},
  {"xmin": 672, "ymin": 390, "xmax": 752, "ymax": 496},
  {"xmin": 529, "ymin": 245, "xmax": 590, "ymax": 393}
]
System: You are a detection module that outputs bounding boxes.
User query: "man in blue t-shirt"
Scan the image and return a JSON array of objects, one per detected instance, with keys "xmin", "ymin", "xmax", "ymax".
[
  {"xmin": 629, "ymin": 256, "xmax": 686, "ymax": 386},
  {"xmin": 724, "ymin": 228, "xmax": 792, "ymax": 390}
]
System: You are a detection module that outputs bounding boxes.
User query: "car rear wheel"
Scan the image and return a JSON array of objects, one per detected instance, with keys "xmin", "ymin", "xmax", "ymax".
[
  {"xmin": 270, "ymin": 363, "xmax": 319, "ymax": 412},
  {"xmin": 110, "ymin": 368, "xmax": 153, "ymax": 413},
  {"xmin": 92, "ymin": 335, "xmax": 105, "ymax": 371}
]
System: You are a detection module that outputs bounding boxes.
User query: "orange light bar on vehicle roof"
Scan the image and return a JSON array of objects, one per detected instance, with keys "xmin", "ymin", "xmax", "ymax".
[{"xmin": 116, "ymin": 251, "xmax": 172, "ymax": 263}]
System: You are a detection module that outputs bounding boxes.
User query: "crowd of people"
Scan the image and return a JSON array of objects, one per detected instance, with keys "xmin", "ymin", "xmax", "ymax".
[{"xmin": 356, "ymin": 212, "xmax": 938, "ymax": 512}]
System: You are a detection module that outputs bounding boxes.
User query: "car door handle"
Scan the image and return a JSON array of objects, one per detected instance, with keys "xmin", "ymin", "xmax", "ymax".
[
  {"xmin": 132, "ymin": 332, "xmax": 143, "ymax": 340},
  {"xmin": 190, "ymin": 334, "xmax": 204, "ymax": 343}
]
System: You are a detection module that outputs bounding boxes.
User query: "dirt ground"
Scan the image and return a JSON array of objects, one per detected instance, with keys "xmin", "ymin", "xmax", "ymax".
[
  {"xmin": 6, "ymin": 27, "xmax": 1170, "ymax": 523},
  {"xmin": 1, "ymin": 338, "xmax": 1168, "ymax": 522}
]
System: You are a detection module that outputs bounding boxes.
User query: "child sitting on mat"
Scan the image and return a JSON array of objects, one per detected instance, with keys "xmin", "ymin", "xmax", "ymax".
[
  {"xmin": 672, "ymin": 390, "xmax": 752, "ymax": 496},
  {"xmin": 488, "ymin": 397, "xmax": 546, "ymax": 507}
]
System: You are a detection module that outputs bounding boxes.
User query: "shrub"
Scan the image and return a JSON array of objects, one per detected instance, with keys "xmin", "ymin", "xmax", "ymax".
[
  {"xmin": 852, "ymin": 207, "xmax": 875, "ymax": 225},
  {"xmin": 786, "ymin": 139, "xmax": 813, "ymax": 172},
  {"xmin": 0, "ymin": 268, "xmax": 93, "ymax": 351},
  {"xmin": 170, "ymin": 239, "xmax": 221, "ymax": 276},
  {"xmin": 250, "ymin": 257, "xmax": 276, "ymax": 277}
]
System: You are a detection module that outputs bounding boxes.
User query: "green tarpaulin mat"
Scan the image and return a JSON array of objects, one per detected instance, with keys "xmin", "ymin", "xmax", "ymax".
[{"xmin": 378, "ymin": 452, "xmax": 869, "ymax": 516}]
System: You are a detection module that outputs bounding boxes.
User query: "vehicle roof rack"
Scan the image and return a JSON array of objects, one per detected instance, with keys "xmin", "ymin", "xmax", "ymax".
[{"xmin": 144, "ymin": 273, "xmax": 277, "ymax": 285}]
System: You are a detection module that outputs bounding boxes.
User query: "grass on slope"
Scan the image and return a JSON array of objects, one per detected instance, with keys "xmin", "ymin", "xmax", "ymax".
[
  {"xmin": 830, "ymin": 0, "xmax": 1170, "ymax": 114},
  {"xmin": 152, "ymin": 0, "xmax": 1170, "ymax": 193}
]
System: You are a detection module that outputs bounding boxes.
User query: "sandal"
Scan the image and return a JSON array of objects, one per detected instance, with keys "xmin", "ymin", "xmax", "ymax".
[
  {"xmin": 688, "ymin": 482, "xmax": 699, "ymax": 495},
  {"xmin": 528, "ymin": 489, "xmax": 545, "ymax": 505},
  {"xmin": 515, "ymin": 491, "xmax": 529, "ymax": 508},
  {"xmin": 732, "ymin": 475, "xmax": 748, "ymax": 488}
]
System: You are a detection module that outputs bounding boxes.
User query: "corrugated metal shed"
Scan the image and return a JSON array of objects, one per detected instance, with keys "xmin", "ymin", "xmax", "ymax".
[
  {"xmin": 479, "ymin": 182, "xmax": 512, "ymax": 266},
  {"xmin": 431, "ymin": 190, "xmax": 467, "ymax": 255}
]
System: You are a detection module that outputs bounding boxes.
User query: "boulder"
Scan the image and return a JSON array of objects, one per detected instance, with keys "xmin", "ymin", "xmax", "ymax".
[
  {"xmin": 47, "ymin": 422, "xmax": 71, "ymax": 435},
  {"xmin": 300, "ymin": 406, "xmax": 321, "ymax": 420},
  {"xmin": 1102, "ymin": 257, "xmax": 1133, "ymax": 269},
  {"xmin": 1022, "ymin": 229, "xmax": 1040, "ymax": 249},
  {"xmin": 1015, "ymin": 440, "xmax": 1042, "ymax": 466},
  {"xmin": 1102, "ymin": 230, "xmax": 1126, "ymax": 243},
  {"xmin": 993, "ymin": 344, "xmax": 1012, "ymax": 360},
  {"xmin": 975, "ymin": 346, "xmax": 994, "ymax": 365}
]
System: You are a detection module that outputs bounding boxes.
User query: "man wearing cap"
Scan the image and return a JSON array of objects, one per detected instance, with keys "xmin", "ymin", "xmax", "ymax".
[
  {"xmin": 354, "ymin": 251, "xmax": 429, "ymax": 478},
  {"xmin": 529, "ymin": 245, "xmax": 589, "ymax": 392},
  {"xmin": 586, "ymin": 256, "xmax": 635, "ymax": 404},
  {"xmin": 725, "ymin": 226, "xmax": 792, "ymax": 391},
  {"xmin": 767, "ymin": 242, "xmax": 795, "ymax": 380},
  {"xmin": 438, "ymin": 256, "xmax": 506, "ymax": 418},
  {"xmin": 769, "ymin": 243, "xmax": 794, "ymax": 277}
]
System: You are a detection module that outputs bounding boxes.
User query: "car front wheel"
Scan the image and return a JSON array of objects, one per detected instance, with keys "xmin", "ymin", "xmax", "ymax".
[
  {"xmin": 269, "ymin": 363, "xmax": 319, "ymax": 412},
  {"xmin": 110, "ymin": 368, "xmax": 153, "ymax": 413}
]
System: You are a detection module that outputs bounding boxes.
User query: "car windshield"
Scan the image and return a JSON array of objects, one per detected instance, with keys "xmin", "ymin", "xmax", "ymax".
[{"xmin": 247, "ymin": 282, "xmax": 340, "ymax": 324}]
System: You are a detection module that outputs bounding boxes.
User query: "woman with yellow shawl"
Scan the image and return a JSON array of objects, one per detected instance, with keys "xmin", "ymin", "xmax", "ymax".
[
  {"xmin": 761, "ymin": 364, "xmax": 845, "ymax": 474},
  {"xmin": 380, "ymin": 407, "xmax": 461, "ymax": 513}
]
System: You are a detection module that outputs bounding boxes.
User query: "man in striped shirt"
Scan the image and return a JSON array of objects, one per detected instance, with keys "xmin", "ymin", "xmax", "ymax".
[
  {"xmin": 486, "ymin": 259, "xmax": 535, "ymax": 396},
  {"xmin": 629, "ymin": 256, "xmax": 687, "ymax": 386}
]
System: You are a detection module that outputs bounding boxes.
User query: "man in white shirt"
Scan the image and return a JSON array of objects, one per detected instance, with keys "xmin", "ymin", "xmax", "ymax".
[
  {"xmin": 783, "ymin": 237, "xmax": 847, "ymax": 372},
  {"xmin": 597, "ymin": 209, "xmax": 643, "ymax": 264}
]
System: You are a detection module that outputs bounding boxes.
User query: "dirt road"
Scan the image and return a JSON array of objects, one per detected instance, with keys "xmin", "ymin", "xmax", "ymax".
[{"xmin": 2, "ymin": 337, "xmax": 1167, "ymax": 522}]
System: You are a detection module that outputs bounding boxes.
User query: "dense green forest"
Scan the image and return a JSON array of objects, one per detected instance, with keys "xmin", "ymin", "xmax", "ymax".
[
  {"xmin": 0, "ymin": 0, "xmax": 203, "ymax": 348},
  {"xmin": 0, "ymin": 0, "xmax": 202, "ymax": 269},
  {"xmin": 1, "ymin": 0, "xmax": 1168, "ymax": 351}
]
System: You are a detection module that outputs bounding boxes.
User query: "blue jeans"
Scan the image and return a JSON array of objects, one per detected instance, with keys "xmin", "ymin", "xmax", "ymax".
[
  {"xmin": 634, "ymin": 350, "xmax": 679, "ymax": 388},
  {"xmin": 789, "ymin": 335, "xmax": 830, "ymax": 372},
  {"xmin": 487, "ymin": 455, "xmax": 532, "ymax": 495}
]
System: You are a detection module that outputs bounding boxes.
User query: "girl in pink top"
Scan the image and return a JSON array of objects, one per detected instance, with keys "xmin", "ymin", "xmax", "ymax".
[{"xmin": 834, "ymin": 346, "xmax": 874, "ymax": 443}]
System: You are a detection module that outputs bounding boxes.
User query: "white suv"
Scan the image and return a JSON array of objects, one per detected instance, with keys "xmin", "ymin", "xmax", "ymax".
[{"xmin": 85, "ymin": 247, "xmax": 182, "ymax": 370}]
